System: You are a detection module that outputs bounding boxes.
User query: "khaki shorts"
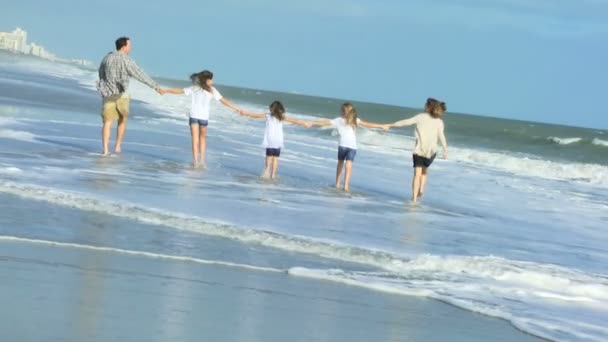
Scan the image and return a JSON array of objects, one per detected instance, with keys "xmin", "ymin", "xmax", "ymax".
[{"xmin": 101, "ymin": 94, "xmax": 130, "ymax": 122}]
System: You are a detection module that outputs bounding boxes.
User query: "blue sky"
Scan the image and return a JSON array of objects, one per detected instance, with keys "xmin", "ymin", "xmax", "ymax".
[{"xmin": 2, "ymin": 0, "xmax": 607, "ymax": 128}]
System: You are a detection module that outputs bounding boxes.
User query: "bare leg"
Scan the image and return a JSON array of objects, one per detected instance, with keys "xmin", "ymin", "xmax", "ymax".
[
  {"xmin": 101, "ymin": 120, "xmax": 114, "ymax": 156},
  {"xmin": 419, "ymin": 168, "xmax": 429, "ymax": 198},
  {"xmin": 343, "ymin": 161, "xmax": 353, "ymax": 192},
  {"xmin": 199, "ymin": 126, "xmax": 207, "ymax": 165},
  {"xmin": 190, "ymin": 124, "xmax": 200, "ymax": 167},
  {"xmin": 271, "ymin": 157, "xmax": 279, "ymax": 179},
  {"xmin": 412, "ymin": 167, "xmax": 423, "ymax": 202},
  {"xmin": 114, "ymin": 117, "xmax": 127, "ymax": 154},
  {"xmin": 335, "ymin": 160, "xmax": 345, "ymax": 189},
  {"xmin": 262, "ymin": 156, "xmax": 271, "ymax": 178}
]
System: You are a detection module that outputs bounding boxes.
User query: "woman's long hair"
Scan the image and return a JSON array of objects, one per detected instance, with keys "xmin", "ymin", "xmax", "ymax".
[{"xmin": 425, "ymin": 97, "xmax": 446, "ymax": 118}]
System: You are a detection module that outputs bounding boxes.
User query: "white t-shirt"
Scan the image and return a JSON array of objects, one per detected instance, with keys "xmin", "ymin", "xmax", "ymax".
[
  {"xmin": 262, "ymin": 113, "xmax": 284, "ymax": 149},
  {"xmin": 183, "ymin": 86, "xmax": 223, "ymax": 120},
  {"xmin": 331, "ymin": 117, "xmax": 361, "ymax": 149}
]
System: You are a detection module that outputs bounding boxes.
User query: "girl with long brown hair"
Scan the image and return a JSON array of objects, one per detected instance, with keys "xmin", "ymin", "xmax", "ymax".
[{"xmin": 161, "ymin": 70, "xmax": 243, "ymax": 167}]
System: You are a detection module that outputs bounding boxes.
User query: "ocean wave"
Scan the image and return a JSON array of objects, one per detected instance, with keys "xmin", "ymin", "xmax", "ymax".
[
  {"xmin": 454, "ymin": 148, "xmax": 608, "ymax": 186},
  {"xmin": 0, "ymin": 181, "xmax": 408, "ymax": 268},
  {"xmin": 0, "ymin": 128, "xmax": 37, "ymax": 142},
  {"xmin": 0, "ymin": 166, "xmax": 22, "ymax": 175},
  {"xmin": 593, "ymin": 138, "xmax": 608, "ymax": 147},
  {"xmin": 0, "ymin": 235, "xmax": 283, "ymax": 273},
  {"xmin": 1, "ymin": 181, "xmax": 607, "ymax": 341},
  {"xmin": 547, "ymin": 136, "xmax": 583, "ymax": 145},
  {"xmin": 289, "ymin": 262, "xmax": 608, "ymax": 342}
]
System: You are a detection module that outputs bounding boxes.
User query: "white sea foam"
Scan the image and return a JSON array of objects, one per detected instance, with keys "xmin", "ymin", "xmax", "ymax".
[
  {"xmin": 593, "ymin": 138, "xmax": 608, "ymax": 147},
  {"xmin": 0, "ymin": 235, "xmax": 282, "ymax": 273},
  {"xmin": 453, "ymin": 147, "xmax": 608, "ymax": 185},
  {"xmin": 289, "ymin": 261, "xmax": 608, "ymax": 342},
  {"xmin": 0, "ymin": 166, "xmax": 22, "ymax": 175},
  {"xmin": 548, "ymin": 136, "xmax": 583, "ymax": 145},
  {"xmin": 0, "ymin": 128, "xmax": 37, "ymax": 142}
]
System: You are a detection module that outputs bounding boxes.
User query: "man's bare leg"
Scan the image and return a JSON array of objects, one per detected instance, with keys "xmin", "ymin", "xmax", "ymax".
[
  {"xmin": 114, "ymin": 116, "xmax": 127, "ymax": 154},
  {"xmin": 102, "ymin": 120, "xmax": 114, "ymax": 156}
]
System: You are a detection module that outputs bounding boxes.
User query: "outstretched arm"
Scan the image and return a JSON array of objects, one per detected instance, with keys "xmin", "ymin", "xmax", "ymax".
[
  {"xmin": 389, "ymin": 114, "xmax": 421, "ymax": 128},
  {"xmin": 285, "ymin": 116, "xmax": 312, "ymax": 128},
  {"xmin": 239, "ymin": 110, "xmax": 266, "ymax": 119},
  {"xmin": 309, "ymin": 119, "xmax": 333, "ymax": 127},
  {"xmin": 125, "ymin": 57, "xmax": 160, "ymax": 92},
  {"xmin": 220, "ymin": 98, "xmax": 242, "ymax": 113},
  {"xmin": 359, "ymin": 119, "xmax": 389, "ymax": 131},
  {"xmin": 160, "ymin": 88, "xmax": 185, "ymax": 95}
]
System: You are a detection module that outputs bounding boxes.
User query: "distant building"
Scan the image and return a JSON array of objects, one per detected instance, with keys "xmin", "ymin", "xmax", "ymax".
[
  {"xmin": 29, "ymin": 42, "xmax": 56, "ymax": 61},
  {"xmin": 71, "ymin": 58, "xmax": 93, "ymax": 67},
  {"xmin": 1, "ymin": 27, "xmax": 92, "ymax": 67},
  {"xmin": 0, "ymin": 28, "xmax": 29, "ymax": 53}
]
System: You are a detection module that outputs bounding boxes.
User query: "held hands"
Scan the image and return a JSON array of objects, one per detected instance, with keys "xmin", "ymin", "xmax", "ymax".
[
  {"xmin": 303, "ymin": 122, "xmax": 313, "ymax": 128},
  {"xmin": 381, "ymin": 124, "xmax": 391, "ymax": 132}
]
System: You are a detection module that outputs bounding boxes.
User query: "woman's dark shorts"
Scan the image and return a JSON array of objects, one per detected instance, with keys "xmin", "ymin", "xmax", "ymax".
[{"xmin": 413, "ymin": 153, "xmax": 436, "ymax": 168}]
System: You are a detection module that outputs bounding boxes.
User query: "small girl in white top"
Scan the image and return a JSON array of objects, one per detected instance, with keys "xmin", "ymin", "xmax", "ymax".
[
  {"xmin": 161, "ymin": 70, "xmax": 242, "ymax": 167},
  {"xmin": 239, "ymin": 101, "xmax": 311, "ymax": 179},
  {"xmin": 311, "ymin": 102, "xmax": 389, "ymax": 192},
  {"xmin": 388, "ymin": 98, "xmax": 448, "ymax": 202}
]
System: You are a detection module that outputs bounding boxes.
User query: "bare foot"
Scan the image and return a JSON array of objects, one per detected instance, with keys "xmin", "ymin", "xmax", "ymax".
[
  {"xmin": 418, "ymin": 191, "xmax": 424, "ymax": 198},
  {"xmin": 114, "ymin": 146, "xmax": 122, "ymax": 154},
  {"xmin": 261, "ymin": 171, "xmax": 271, "ymax": 179},
  {"xmin": 344, "ymin": 187, "xmax": 350, "ymax": 192},
  {"xmin": 102, "ymin": 151, "xmax": 110, "ymax": 156}
]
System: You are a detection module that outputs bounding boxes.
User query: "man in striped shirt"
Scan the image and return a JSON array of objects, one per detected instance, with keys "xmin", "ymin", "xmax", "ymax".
[{"xmin": 97, "ymin": 36, "xmax": 161, "ymax": 155}]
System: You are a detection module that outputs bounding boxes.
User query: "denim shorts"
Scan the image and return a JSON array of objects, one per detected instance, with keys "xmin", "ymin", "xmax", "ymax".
[
  {"xmin": 266, "ymin": 148, "xmax": 281, "ymax": 157},
  {"xmin": 189, "ymin": 118, "xmax": 208, "ymax": 127},
  {"xmin": 337, "ymin": 146, "xmax": 357, "ymax": 161}
]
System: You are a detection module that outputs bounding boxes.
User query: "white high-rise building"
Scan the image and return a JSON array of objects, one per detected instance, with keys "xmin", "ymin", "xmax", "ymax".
[
  {"xmin": 1, "ymin": 27, "xmax": 89, "ymax": 66},
  {"xmin": 0, "ymin": 28, "xmax": 28, "ymax": 53},
  {"xmin": 29, "ymin": 42, "xmax": 55, "ymax": 60}
]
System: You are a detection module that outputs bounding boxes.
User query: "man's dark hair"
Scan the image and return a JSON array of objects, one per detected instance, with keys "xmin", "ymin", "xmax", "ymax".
[{"xmin": 115, "ymin": 37, "xmax": 130, "ymax": 51}]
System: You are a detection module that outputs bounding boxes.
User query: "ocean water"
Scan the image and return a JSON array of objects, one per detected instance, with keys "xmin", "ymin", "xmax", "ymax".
[{"xmin": 1, "ymin": 51, "xmax": 607, "ymax": 341}]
